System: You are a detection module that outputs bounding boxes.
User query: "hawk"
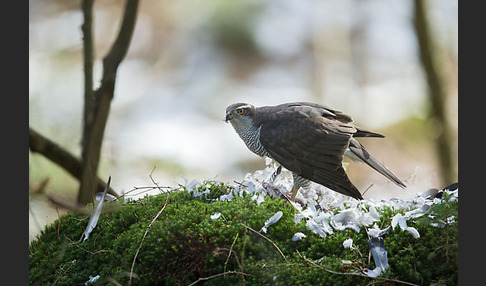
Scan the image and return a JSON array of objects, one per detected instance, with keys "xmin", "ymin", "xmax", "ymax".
[{"xmin": 224, "ymin": 102, "xmax": 405, "ymax": 201}]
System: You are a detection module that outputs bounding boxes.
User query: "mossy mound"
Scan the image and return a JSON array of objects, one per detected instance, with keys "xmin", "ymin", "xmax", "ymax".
[{"xmin": 29, "ymin": 181, "xmax": 458, "ymax": 285}]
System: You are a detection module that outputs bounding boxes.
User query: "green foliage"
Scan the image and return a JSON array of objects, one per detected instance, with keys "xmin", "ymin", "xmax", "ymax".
[{"xmin": 29, "ymin": 181, "xmax": 458, "ymax": 285}]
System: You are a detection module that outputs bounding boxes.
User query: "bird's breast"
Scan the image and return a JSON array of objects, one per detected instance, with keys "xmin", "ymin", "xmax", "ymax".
[{"xmin": 240, "ymin": 126, "xmax": 271, "ymax": 158}]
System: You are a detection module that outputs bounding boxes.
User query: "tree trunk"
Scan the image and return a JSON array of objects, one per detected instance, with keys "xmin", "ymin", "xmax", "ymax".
[
  {"xmin": 78, "ymin": 0, "xmax": 139, "ymax": 204},
  {"xmin": 413, "ymin": 0, "xmax": 456, "ymax": 186}
]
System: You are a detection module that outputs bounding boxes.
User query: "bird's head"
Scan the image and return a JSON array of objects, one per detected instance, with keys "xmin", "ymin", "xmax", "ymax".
[{"xmin": 224, "ymin": 103, "xmax": 256, "ymax": 125}]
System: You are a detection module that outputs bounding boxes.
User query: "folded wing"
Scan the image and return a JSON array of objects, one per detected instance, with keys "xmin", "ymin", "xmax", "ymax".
[{"xmin": 258, "ymin": 104, "xmax": 363, "ymax": 200}]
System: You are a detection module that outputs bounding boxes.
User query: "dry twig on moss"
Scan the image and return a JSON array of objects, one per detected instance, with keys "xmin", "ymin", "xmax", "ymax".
[
  {"xmin": 297, "ymin": 250, "xmax": 419, "ymax": 286},
  {"xmin": 241, "ymin": 223, "xmax": 288, "ymax": 263},
  {"xmin": 128, "ymin": 172, "xmax": 171, "ymax": 286},
  {"xmin": 188, "ymin": 271, "xmax": 252, "ymax": 286}
]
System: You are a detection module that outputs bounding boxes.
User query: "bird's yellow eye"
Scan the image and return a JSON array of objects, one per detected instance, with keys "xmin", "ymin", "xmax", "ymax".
[{"xmin": 237, "ymin": 108, "xmax": 245, "ymax": 115}]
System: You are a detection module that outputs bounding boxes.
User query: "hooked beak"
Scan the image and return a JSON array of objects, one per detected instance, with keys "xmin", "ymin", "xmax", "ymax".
[{"xmin": 223, "ymin": 112, "xmax": 233, "ymax": 123}]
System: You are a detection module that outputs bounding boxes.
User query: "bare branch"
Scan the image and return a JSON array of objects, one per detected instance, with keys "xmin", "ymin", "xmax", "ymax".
[
  {"xmin": 188, "ymin": 271, "xmax": 252, "ymax": 286},
  {"xmin": 224, "ymin": 233, "xmax": 240, "ymax": 273},
  {"xmin": 45, "ymin": 194, "xmax": 90, "ymax": 214},
  {"xmin": 29, "ymin": 127, "xmax": 118, "ymax": 197},
  {"xmin": 101, "ymin": 0, "xmax": 139, "ymax": 86}
]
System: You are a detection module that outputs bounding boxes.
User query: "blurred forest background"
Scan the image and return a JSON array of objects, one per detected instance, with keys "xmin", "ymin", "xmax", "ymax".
[{"xmin": 29, "ymin": 0, "xmax": 457, "ymax": 241}]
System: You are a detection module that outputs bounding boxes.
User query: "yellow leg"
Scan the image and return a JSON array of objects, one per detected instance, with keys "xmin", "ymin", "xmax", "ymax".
[{"xmin": 290, "ymin": 186, "xmax": 298, "ymax": 201}]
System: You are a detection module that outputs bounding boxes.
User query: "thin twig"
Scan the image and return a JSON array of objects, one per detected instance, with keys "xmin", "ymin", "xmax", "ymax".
[
  {"xmin": 56, "ymin": 207, "xmax": 61, "ymax": 240},
  {"xmin": 149, "ymin": 166, "xmax": 165, "ymax": 193},
  {"xmin": 53, "ymin": 259, "xmax": 77, "ymax": 285},
  {"xmin": 63, "ymin": 235, "xmax": 108, "ymax": 255},
  {"xmin": 241, "ymin": 228, "xmax": 247, "ymax": 285},
  {"xmin": 121, "ymin": 166, "xmax": 180, "ymax": 200},
  {"xmin": 241, "ymin": 223, "xmax": 288, "ymax": 263},
  {"xmin": 297, "ymin": 249, "xmax": 362, "ymax": 276},
  {"xmin": 361, "ymin": 183, "xmax": 374, "ymax": 197},
  {"xmin": 46, "ymin": 194, "xmax": 89, "ymax": 214},
  {"xmin": 224, "ymin": 233, "xmax": 239, "ymax": 273},
  {"xmin": 187, "ymin": 271, "xmax": 252, "ymax": 286},
  {"xmin": 122, "ymin": 185, "xmax": 173, "ymax": 199},
  {"xmin": 296, "ymin": 250, "xmax": 419, "ymax": 286},
  {"xmin": 233, "ymin": 180, "xmax": 246, "ymax": 188},
  {"xmin": 219, "ymin": 247, "xmax": 242, "ymax": 274},
  {"xmin": 128, "ymin": 186, "xmax": 171, "ymax": 285}
]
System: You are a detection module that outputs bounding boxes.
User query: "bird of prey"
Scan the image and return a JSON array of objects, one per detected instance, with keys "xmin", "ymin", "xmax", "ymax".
[{"xmin": 224, "ymin": 102, "xmax": 405, "ymax": 201}]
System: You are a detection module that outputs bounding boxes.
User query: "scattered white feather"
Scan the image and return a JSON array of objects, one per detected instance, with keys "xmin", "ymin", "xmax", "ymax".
[
  {"xmin": 256, "ymin": 193, "xmax": 265, "ymax": 205},
  {"xmin": 83, "ymin": 177, "xmax": 111, "ymax": 242},
  {"xmin": 313, "ymin": 212, "xmax": 332, "ymax": 223},
  {"xmin": 330, "ymin": 209, "xmax": 363, "ymax": 233},
  {"xmin": 184, "ymin": 178, "xmax": 203, "ymax": 192},
  {"xmin": 251, "ymin": 192, "xmax": 265, "ymax": 205},
  {"xmin": 191, "ymin": 187, "xmax": 210, "ymax": 199},
  {"xmin": 391, "ymin": 213, "xmax": 420, "ymax": 239},
  {"xmin": 219, "ymin": 193, "xmax": 233, "ymax": 202},
  {"xmin": 404, "ymin": 204, "xmax": 431, "ymax": 219},
  {"xmin": 367, "ymin": 223, "xmax": 391, "ymax": 238},
  {"xmin": 293, "ymin": 212, "xmax": 306, "ymax": 225},
  {"xmin": 447, "ymin": 216, "xmax": 456, "ymax": 224},
  {"xmin": 368, "ymin": 206, "xmax": 381, "ymax": 221},
  {"xmin": 95, "ymin": 192, "xmax": 116, "ymax": 202},
  {"xmin": 363, "ymin": 267, "xmax": 383, "ymax": 278},
  {"xmin": 405, "ymin": 227, "xmax": 420, "ymax": 239},
  {"xmin": 391, "ymin": 213, "xmax": 407, "ymax": 231},
  {"xmin": 304, "ymin": 201, "xmax": 318, "ymax": 213},
  {"xmin": 368, "ymin": 237, "xmax": 389, "ymax": 273},
  {"xmin": 210, "ymin": 212, "xmax": 222, "ymax": 220},
  {"xmin": 247, "ymin": 181, "xmax": 256, "ymax": 194},
  {"xmin": 84, "ymin": 275, "xmax": 100, "ymax": 285},
  {"xmin": 359, "ymin": 211, "xmax": 379, "ymax": 227},
  {"xmin": 306, "ymin": 219, "xmax": 328, "ymax": 238},
  {"xmin": 292, "ymin": 232, "xmax": 306, "ymax": 241},
  {"xmin": 343, "ymin": 238, "xmax": 353, "ymax": 249},
  {"xmin": 187, "ymin": 163, "xmax": 453, "ymax": 250},
  {"xmin": 319, "ymin": 218, "xmax": 334, "ymax": 235},
  {"xmin": 260, "ymin": 211, "xmax": 283, "ymax": 233},
  {"xmin": 367, "ymin": 224, "xmax": 382, "ymax": 238}
]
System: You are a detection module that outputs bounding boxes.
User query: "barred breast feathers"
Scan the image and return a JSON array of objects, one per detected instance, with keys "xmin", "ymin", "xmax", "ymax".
[{"xmin": 239, "ymin": 125, "xmax": 270, "ymax": 158}]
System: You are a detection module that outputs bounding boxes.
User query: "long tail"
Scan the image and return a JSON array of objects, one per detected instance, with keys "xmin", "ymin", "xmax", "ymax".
[{"xmin": 346, "ymin": 138, "xmax": 406, "ymax": 188}]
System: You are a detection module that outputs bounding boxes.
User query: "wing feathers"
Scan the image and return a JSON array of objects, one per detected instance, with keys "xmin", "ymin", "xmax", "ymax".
[
  {"xmin": 259, "ymin": 104, "xmax": 362, "ymax": 199},
  {"xmin": 256, "ymin": 102, "xmax": 402, "ymax": 200},
  {"xmin": 354, "ymin": 127, "xmax": 385, "ymax": 138},
  {"xmin": 348, "ymin": 138, "xmax": 406, "ymax": 188}
]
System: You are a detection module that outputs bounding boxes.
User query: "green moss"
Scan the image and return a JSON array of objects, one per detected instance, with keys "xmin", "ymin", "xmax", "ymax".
[{"xmin": 29, "ymin": 181, "xmax": 458, "ymax": 285}]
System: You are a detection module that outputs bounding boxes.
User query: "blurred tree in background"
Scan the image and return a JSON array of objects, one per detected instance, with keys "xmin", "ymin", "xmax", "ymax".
[
  {"xmin": 413, "ymin": 0, "xmax": 456, "ymax": 187},
  {"xmin": 29, "ymin": 0, "xmax": 140, "ymax": 205},
  {"xmin": 78, "ymin": 0, "xmax": 138, "ymax": 204}
]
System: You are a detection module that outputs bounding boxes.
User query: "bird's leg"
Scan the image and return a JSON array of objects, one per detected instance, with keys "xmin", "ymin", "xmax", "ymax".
[{"xmin": 290, "ymin": 186, "xmax": 298, "ymax": 201}]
